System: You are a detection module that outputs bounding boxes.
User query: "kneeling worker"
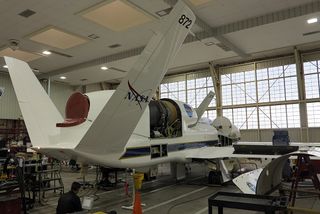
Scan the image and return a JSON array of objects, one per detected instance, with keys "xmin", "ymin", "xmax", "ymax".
[{"xmin": 56, "ymin": 182, "xmax": 83, "ymax": 214}]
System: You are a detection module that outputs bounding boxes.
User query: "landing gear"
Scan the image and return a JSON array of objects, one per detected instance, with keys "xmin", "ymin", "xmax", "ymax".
[
  {"xmin": 207, "ymin": 159, "xmax": 232, "ymax": 185},
  {"xmin": 208, "ymin": 171, "xmax": 223, "ymax": 184}
]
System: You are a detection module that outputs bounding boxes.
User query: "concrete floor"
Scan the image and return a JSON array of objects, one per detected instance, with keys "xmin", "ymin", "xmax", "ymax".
[{"xmin": 28, "ymin": 163, "xmax": 320, "ymax": 214}]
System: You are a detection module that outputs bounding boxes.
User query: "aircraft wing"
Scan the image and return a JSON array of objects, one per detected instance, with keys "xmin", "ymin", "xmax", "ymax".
[
  {"xmin": 186, "ymin": 140, "xmax": 320, "ymax": 160},
  {"xmin": 185, "ymin": 146, "xmax": 280, "ymax": 160},
  {"xmin": 238, "ymin": 141, "xmax": 320, "ymax": 147}
]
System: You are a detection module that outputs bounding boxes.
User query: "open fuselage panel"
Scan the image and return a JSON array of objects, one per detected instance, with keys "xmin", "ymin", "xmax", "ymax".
[{"xmin": 149, "ymin": 99, "xmax": 182, "ymax": 138}]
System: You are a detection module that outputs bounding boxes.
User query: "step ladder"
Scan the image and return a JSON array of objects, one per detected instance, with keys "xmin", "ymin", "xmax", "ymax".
[
  {"xmin": 288, "ymin": 154, "xmax": 320, "ymax": 207},
  {"xmin": 35, "ymin": 161, "xmax": 64, "ymax": 203}
]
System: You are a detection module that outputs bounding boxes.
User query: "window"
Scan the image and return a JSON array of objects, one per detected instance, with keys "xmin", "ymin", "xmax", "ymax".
[
  {"xmin": 247, "ymin": 107, "xmax": 258, "ymax": 129},
  {"xmin": 222, "ymin": 70, "xmax": 256, "ymax": 106},
  {"xmin": 259, "ymin": 106, "xmax": 271, "ymax": 129},
  {"xmin": 186, "ymin": 75, "xmax": 216, "ymax": 108},
  {"xmin": 287, "ymin": 104, "xmax": 300, "ymax": 128},
  {"xmin": 233, "ymin": 108, "xmax": 247, "ymax": 129},
  {"xmin": 245, "ymin": 82, "xmax": 256, "ymax": 104},
  {"xmin": 305, "ymin": 74, "xmax": 319, "ymax": 98},
  {"xmin": 304, "ymin": 61, "xmax": 320, "ymax": 99},
  {"xmin": 222, "ymin": 85, "xmax": 232, "ymax": 105},
  {"xmin": 223, "ymin": 107, "xmax": 258, "ymax": 129},
  {"xmin": 307, "ymin": 102, "xmax": 320, "ymax": 127},
  {"xmin": 221, "ymin": 62, "xmax": 299, "ymax": 129},
  {"xmin": 257, "ymin": 64, "xmax": 298, "ymax": 103},
  {"xmin": 232, "ymin": 83, "xmax": 246, "ymax": 105},
  {"xmin": 271, "ymin": 105, "xmax": 287, "ymax": 128},
  {"xmin": 160, "ymin": 72, "xmax": 216, "ymax": 120},
  {"xmin": 257, "ymin": 80, "xmax": 269, "ymax": 102},
  {"xmin": 160, "ymin": 81, "xmax": 186, "ymax": 102},
  {"xmin": 269, "ymin": 78, "xmax": 285, "ymax": 102},
  {"xmin": 257, "ymin": 104, "xmax": 300, "ymax": 129}
]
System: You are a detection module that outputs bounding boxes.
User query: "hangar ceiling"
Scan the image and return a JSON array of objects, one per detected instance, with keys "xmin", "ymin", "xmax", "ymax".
[{"xmin": 0, "ymin": 0, "xmax": 319, "ymax": 86}]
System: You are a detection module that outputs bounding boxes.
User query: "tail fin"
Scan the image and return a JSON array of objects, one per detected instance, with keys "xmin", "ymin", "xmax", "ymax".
[
  {"xmin": 76, "ymin": 0, "xmax": 195, "ymax": 155},
  {"xmin": 4, "ymin": 57, "xmax": 63, "ymax": 147},
  {"xmin": 189, "ymin": 91, "xmax": 215, "ymax": 128}
]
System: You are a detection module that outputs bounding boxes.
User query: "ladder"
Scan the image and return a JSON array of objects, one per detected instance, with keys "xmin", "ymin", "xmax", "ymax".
[
  {"xmin": 288, "ymin": 154, "xmax": 320, "ymax": 207},
  {"xmin": 35, "ymin": 160, "xmax": 64, "ymax": 203}
]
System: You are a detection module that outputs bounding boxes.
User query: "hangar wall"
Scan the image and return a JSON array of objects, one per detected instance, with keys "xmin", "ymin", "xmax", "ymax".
[
  {"xmin": 0, "ymin": 73, "xmax": 74, "ymax": 119},
  {"xmin": 0, "ymin": 73, "xmax": 21, "ymax": 119},
  {"xmin": 159, "ymin": 50, "xmax": 320, "ymax": 143},
  {"xmin": 49, "ymin": 82, "xmax": 75, "ymax": 116}
]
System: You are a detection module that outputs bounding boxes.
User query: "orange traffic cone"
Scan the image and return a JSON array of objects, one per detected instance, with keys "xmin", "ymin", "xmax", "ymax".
[
  {"xmin": 133, "ymin": 191, "xmax": 142, "ymax": 214},
  {"xmin": 132, "ymin": 173, "xmax": 144, "ymax": 214}
]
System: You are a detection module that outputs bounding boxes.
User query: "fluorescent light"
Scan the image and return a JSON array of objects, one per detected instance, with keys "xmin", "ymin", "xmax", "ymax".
[
  {"xmin": 100, "ymin": 66, "xmax": 108, "ymax": 70},
  {"xmin": 307, "ymin": 18, "xmax": 318, "ymax": 24},
  {"xmin": 3, "ymin": 65, "xmax": 8, "ymax": 68},
  {"xmin": 60, "ymin": 76, "xmax": 66, "ymax": 80},
  {"xmin": 42, "ymin": 50, "xmax": 51, "ymax": 55}
]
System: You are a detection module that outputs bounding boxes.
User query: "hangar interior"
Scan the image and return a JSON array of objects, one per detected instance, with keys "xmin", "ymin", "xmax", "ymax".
[{"xmin": 1, "ymin": 0, "xmax": 320, "ymax": 213}]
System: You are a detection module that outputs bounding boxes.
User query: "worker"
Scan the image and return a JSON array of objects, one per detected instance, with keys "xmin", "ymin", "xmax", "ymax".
[{"xmin": 56, "ymin": 182, "xmax": 82, "ymax": 214}]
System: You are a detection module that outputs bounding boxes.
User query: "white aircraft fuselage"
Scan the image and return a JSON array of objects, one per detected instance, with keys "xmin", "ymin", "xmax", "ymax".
[{"xmin": 35, "ymin": 90, "xmax": 221, "ymax": 168}]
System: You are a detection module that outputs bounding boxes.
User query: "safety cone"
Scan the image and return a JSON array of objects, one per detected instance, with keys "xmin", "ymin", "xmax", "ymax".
[
  {"xmin": 133, "ymin": 191, "xmax": 142, "ymax": 214},
  {"xmin": 132, "ymin": 173, "xmax": 144, "ymax": 214}
]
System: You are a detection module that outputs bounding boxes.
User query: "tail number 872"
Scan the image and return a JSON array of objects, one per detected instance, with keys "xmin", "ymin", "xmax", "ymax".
[{"xmin": 178, "ymin": 14, "xmax": 192, "ymax": 29}]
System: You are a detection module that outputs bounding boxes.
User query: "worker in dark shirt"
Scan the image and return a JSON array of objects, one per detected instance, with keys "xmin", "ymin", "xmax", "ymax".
[{"xmin": 56, "ymin": 182, "xmax": 82, "ymax": 214}]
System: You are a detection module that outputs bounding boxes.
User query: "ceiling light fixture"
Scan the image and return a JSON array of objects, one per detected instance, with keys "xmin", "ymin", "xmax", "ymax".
[
  {"xmin": 307, "ymin": 18, "xmax": 318, "ymax": 24},
  {"xmin": 60, "ymin": 76, "xmax": 66, "ymax": 80},
  {"xmin": 100, "ymin": 66, "xmax": 108, "ymax": 70},
  {"xmin": 3, "ymin": 65, "xmax": 8, "ymax": 68},
  {"xmin": 42, "ymin": 50, "xmax": 52, "ymax": 55}
]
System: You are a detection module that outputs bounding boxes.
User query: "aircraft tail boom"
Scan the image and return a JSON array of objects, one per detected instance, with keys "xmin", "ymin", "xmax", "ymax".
[{"xmin": 76, "ymin": 1, "xmax": 195, "ymax": 156}]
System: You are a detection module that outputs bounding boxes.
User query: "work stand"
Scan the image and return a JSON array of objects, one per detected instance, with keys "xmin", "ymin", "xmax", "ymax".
[{"xmin": 208, "ymin": 191, "xmax": 287, "ymax": 214}]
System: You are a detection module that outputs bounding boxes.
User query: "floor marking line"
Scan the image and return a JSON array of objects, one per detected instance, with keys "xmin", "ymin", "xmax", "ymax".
[
  {"xmin": 194, "ymin": 207, "xmax": 208, "ymax": 214},
  {"xmin": 143, "ymin": 186, "xmax": 208, "ymax": 212}
]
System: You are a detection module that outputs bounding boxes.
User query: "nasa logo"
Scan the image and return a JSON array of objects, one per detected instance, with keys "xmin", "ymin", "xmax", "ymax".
[
  {"xmin": 246, "ymin": 181, "xmax": 256, "ymax": 192},
  {"xmin": 126, "ymin": 81, "xmax": 150, "ymax": 109},
  {"xmin": 184, "ymin": 104, "xmax": 193, "ymax": 118}
]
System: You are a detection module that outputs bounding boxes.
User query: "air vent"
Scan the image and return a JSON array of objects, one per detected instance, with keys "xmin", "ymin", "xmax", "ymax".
[
  {"xmin": 80, "ymin": 78, "xmax": 88, "ymax": 82},
  {"xmin": 18, "ymin": 9, "xmax": 36, "ymax": 18},
  {"xmin": 216, "ymin": 43, "xmax": 231, "ymax": 51},
  {"xmin": 108, "ymin": 44, "xmax": 121, "ymax": 48},
  {"xmin": 49, "ymin": 50, "xmax": 73, "ymax": 58},
  {"xmin": 88, "ymin": 34, "xmax": 100, "ymax": 39},
  {"xmin": 155, "ymin": 7, "xmax": 172, "ymax": 17},
  {"xmin": 303, "ymin": 31, "xmax": 320, "ymax": 36}
]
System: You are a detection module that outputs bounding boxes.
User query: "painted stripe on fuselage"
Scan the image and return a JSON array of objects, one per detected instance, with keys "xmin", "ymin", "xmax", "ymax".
[{"xmin": 120, "ymin": 140, "xmax": 219, "ymax": 159}]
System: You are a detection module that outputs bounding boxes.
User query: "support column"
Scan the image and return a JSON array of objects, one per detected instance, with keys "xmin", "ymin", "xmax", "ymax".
[
  {"xmin": 209, "ymin": 62, "xmax": 222, "ymax": 116},
  {"xmin": 294, "ymin": 48, "xmax": 308, "ymax": 142},
  {"xmin": 254, "ymin": 62, "xmax": 261, "ymax": 142}
]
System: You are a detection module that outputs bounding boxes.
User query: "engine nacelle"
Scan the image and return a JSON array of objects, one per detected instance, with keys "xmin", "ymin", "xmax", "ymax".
[{"xmin": 149, "ymin": 99, "xmax": 182, "ymax": 138}]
